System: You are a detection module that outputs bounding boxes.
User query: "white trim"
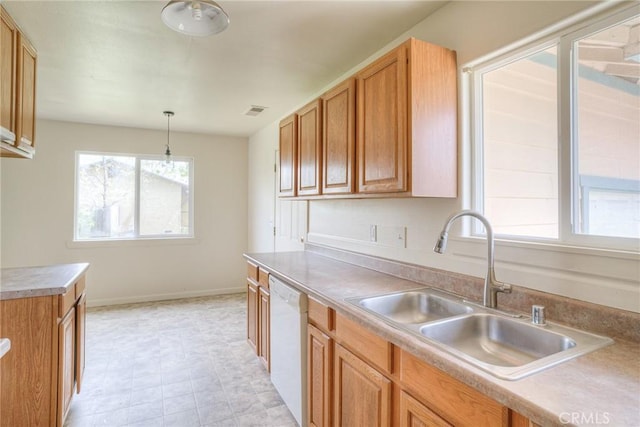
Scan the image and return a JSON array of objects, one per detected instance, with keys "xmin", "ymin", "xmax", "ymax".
[
  {"xmin": 466, "ymin": 4, "xmax": 640, "ymax": 251},
  {"xmin": 448, "ymin": 236, "xmax": 640, "ymax": 313},
  {"xmin": 66, "ymin": 237, "xmax": 200, "ymax": 249},
  {"xmin": 86, "ymin": 286, "xmax": 245, "ymax": 308}
]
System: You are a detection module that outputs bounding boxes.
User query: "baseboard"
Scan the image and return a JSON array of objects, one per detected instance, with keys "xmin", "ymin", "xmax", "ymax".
[{"xmin": 87, "ymin": 286, "xmax": 246, "ymax": 308}]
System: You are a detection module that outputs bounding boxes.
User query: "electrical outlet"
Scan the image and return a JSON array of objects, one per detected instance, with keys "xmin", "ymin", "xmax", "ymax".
[{"xmin": 369, "ymin": 225, "xmax": 377, "ymax": 242}]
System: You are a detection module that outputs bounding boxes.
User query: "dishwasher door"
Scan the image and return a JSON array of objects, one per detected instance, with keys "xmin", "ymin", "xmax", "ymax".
[{"xmin": 269, "ymin": 276, "xmax": 308, "ymax": 426}]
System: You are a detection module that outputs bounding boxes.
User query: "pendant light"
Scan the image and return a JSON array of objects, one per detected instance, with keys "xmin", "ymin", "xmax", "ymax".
[
  {"xmin": 163, "ymin": 111, "xmax": 174, "ymax": 164},
  {"xmin": 161, "ymin": 0, "xmax": 230, "ymax": 37}
]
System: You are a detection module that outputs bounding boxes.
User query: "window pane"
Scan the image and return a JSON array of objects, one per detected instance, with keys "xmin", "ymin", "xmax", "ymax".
[
  {"xmin": 575, "ymin": 15, "xmax": 640, "ymax": 239},
  {"xmin": 481, "ymin": 46, "xmax": 559, "ymax": 238},
  {"xmin": 139, "ymin": 160, "xmax": 191, "ymax": 236},
  {"xmin": 76, "ymin": 154, "xmax": 135, "ymax": 239}
]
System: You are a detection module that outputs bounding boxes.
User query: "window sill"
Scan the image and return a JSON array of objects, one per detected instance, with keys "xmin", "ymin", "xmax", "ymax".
[{"xmin": 66, "ymin": 237, "xmax": 200, "ymax": 249}]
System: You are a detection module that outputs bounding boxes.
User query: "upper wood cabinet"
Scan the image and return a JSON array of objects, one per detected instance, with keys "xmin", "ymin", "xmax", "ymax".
[
  {"xmin": 277, "ymin": 37, "xmax": 457, "ymax": 199},
  {"xmin": 0, "ymin": 6, "xmax": 36, "ymax": 159},
  {"xmin": 16, "ymin": 33, "xmax": 36, "ymax": 152},
  {"xmin": 279, "ymin": 114, "xmax": 298, "ymax": 197},
  {"xmin": 297, "ymin": 99, "xmax": 323, "ymax": 196},
  {"xmin": 322, "ymin": 79, "xmax": 355, "ymax": 195},
  {"xmin": 357, "ymin": 38, "xmax": 457, "ymax": 197},
  {"xmin": 1, "ymin": 7, "xmax": 18, "ymax": 144}
]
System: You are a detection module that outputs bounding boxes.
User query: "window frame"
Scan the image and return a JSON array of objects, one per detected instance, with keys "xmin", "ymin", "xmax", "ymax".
[
  {"xmin": 467, "ymin": 3, "xmax": 640, "ymax": 252},
  {"xmin": 74, "ymin": 151, "xmax": 195, "ymax": 242}
]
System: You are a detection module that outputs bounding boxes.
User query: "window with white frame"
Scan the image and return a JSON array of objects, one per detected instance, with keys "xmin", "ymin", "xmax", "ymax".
[
  {"xmin": 75, "ymin": 152, "xmax": 193, "ymax": 240},
  {"xmin": 470, "ymin": 6, "xmax": 640, "ymax": 250}
]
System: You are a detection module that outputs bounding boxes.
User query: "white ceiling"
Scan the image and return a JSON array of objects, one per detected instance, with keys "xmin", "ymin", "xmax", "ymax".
[{"xmin": 3, "ymin": 0, "xmax": 446, "ymax": 137}]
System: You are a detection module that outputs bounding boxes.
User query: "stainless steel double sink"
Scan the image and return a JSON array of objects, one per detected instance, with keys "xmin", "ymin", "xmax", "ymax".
[{"xmin": 346, "ymin": 288, "xmax": 613, "ymax": 380}]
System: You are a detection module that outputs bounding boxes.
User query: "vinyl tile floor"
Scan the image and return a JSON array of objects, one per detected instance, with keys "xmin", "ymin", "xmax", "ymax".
[{"xmin": 64, "ymin": 293, "xmax": 298, "ymax": 427}]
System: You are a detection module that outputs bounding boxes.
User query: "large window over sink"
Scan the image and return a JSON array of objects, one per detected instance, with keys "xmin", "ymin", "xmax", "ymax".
[
  {"xmin": 469, "ymin": 5, "xmax": 639, "ymax": 250},
  {"xmin": 74, "ymin": 152, "xmax": 193, "ymax": 240}
]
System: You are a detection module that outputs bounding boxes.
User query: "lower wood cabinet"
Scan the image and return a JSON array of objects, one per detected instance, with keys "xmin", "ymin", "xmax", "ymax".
[
  {"xmin": 247, "ymin": 280, "xmax": 259, "ymax": 352},
  {"xmin": 58, "ymin": 306, "xmax": 76, "ymax": 423},
  {"xmin": 399, "ymin": 390, "xmax": 452, "ymax": 427},
  {"xmin": 303, "ymin": 298, "xmax": 539, "ymax": 427},
  {"xmin": 0, "ymin": 272, "xmax": 87, "ymax": 427},
  {"xmin": 246, "ymin": 261, "xmax": 270, "ymax": 371},
  {"xmin": 334, "ymin": 343, "xmax": 392, "ymax": 427},
  {"xmin": 307, "ymin": 324, "xmax": 333, "ymax": 427},
  {"xmin": 258, "ymin": 286, "xmax": 270, "ymax": 370}
]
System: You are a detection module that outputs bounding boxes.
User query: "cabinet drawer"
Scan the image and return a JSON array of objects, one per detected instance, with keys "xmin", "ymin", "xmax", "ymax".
[
  {"xmin": 258, "ymin": 267, "xmax": 269, "ymax": 289},
  {"xmin": 400, "ymin": 350, "xmax": 505, "ymax": 427},
  {"xmin": 335, "ymin": 313, "xmax": 392, "ymax": 374},
  {"xmin": 58, "ymin": 285, "xmax": 76, "ymax": 318},
  {"xmin": 309, "ymin": 297, "xmax": 333, "ymax": 332},
  {"xmin": 247, "ymin": 261, "xmax": 259, "ymax": 282},
  {"xmin": 74, "ymin": 275, "xmax": 86, "ymax": 299}
]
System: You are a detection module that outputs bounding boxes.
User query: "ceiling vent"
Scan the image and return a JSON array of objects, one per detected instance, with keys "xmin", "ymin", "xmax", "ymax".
[{"xmin": 244, "ymin": 105, "xmax": 267, "ymax": 117}]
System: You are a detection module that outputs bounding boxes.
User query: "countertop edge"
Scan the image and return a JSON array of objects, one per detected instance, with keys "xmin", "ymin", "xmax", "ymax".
[{"xmin": 0, "ymin": 262, "xmax": 90, "ymax": 300}]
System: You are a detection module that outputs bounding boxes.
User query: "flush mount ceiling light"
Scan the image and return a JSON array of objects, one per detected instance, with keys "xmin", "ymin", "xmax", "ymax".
[
  {"xmin": 161, "ymin": 0, "xmax": 230, "ymax": 37},
  {"xmin": 163, "ymin": 111, "xmax": 174, "ymax": 164}
]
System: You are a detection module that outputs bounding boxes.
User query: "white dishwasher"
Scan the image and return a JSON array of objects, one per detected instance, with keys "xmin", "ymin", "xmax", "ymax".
[{"xmin": 269, "ymin": 276, "xmax": 308, "ymax": 426}]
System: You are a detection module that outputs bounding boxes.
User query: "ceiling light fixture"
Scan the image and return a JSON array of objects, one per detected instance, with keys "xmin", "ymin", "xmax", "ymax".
[
  {"xmin": 163, "ymin": 111, "xmax": 174, "ymax": 164},
  {"xmin": 161, "ymin": 0, "xmax": 230, "ymax": 37}
]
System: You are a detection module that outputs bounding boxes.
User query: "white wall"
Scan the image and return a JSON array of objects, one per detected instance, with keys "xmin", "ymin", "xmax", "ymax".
[
  {"xmin": 247, "ymin": 1, "xmax": 640, "ymax": 313},
  {"xmin": 1, "ymin": 119, "xmax": 248, "ymax": 306}
]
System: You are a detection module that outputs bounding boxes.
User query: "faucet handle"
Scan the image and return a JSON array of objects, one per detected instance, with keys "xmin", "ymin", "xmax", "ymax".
[{"xmin": 532, "ymin": 305, "xmax": 546, "ymax": 325}]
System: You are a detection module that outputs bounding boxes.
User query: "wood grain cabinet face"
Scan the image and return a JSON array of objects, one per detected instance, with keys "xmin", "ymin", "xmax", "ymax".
[
  {"xmin": 58, "ymin": 307, "xmax": 76, "ymax": 426},
  {"xmin": 334, "ymin": 343, "xmax": 392, "ymax": 427},
  {"xmin": 16, "ymin": 32, "xmax": 36, "ymax": 150},
  {"xmin": 322, "ymin": 79, "xmax": 355, "ymax": 195},
  {"xmin": 0, "ymin": 275, "xmax": 87, "ymax": 427},
  {"xmin": 357, "ymin": 38, "xmax": 458, "ymax": 197},
  {"xmin": 297, "ymin": 99, "xmax": 323, "ymax": 196},
  {"xmin": 279, "ymin": 114, "xmax": 298, "ymax": 197},
  {"xmin": 75, "ymin": 293, "xmax": 86, "ymax": 393},
  {"xmin": 258, "ymin": 286, "xmax": 270, "ymax": 371},
  {"xmin": 399, "ymin": 390, "xmax": 452, "ymax": 427},
  {"xmin": 0, "ymin": 7, "xmax": 18, "ymax": 140},
  {"xmin": 0, "ymin": 6, "xmax": 36, "ymax": 159},
  {"xmin": 357, "ymin": 46, "xmax": 408, "ymax": 193},
  {"xmin": 247, "ymin": 281, "xmax": 259, "ymax": 352},
  {"xmin": 307, "ymin": 324, "xmax": 333, "ymax": 427}
]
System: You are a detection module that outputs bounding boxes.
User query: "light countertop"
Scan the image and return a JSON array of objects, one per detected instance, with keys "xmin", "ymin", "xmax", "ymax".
[
  {"xmin": 245, "ymin": 250, "xmax": 640, "ymax": 427},
  {"xmin": 0, "ymin": 263, "xmax": 89, "ymax": 300}
]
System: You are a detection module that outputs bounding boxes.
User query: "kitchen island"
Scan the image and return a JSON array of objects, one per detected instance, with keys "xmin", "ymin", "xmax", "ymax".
[
  {"xmin": 0, "ymin": 263, "xmax": 89, "ymax": 427},
  {"xmin": 245, "ymin": 248, "xmax": 639, "ymax": 427}
]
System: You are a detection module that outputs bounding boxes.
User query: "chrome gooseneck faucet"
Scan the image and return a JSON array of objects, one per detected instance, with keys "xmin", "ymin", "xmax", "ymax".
[{"xmin": 434, "ymin": 210, "xmax": 511, "ymax": 309}]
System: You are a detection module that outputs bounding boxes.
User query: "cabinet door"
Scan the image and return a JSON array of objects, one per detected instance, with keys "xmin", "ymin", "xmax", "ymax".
[
  {"xmin": 0, "ymin": 7, "xmax": 17, "ymax": 140},
  {"xmin": 308, "ymin": 324, "xmax": 333, "ymax": 427},
  {"xmin": 75, "ymin": 293, "xmax": 86, "ymax": 393},
  {"xmin": 16, "ymin": 32, "xmax": 36, "ymax": 151},
  {"xmin": 399, "ymin": 391, "xmax": 452, "ymax": 427},
  {"xmin": 279, "ymin": 114, "xmax": 298, "ymax": 197},
  {"xmin": 258, "ymin": 287, "xmax": 270, "ymax": 371},
  {"xmin": 357, "ymin": 45, "xmax": 408, "ymax": 193},
  {"xmin": 334, "ymin": 343, "xmax": 391, "ymax": 427},
  {"xmin": 297, "ymin": 99, "xmax": 322, "ymax": 196},
  {"xmin": 247, "ymin": 281, "xmax": 259, "ymax": 353},
  {"xmin": 322, "ymin": 79, "xmax": 355, "ymax": 195},
  {"xmin": 58, "ymin": 307, "xmax": 76, "ymax": 426}
]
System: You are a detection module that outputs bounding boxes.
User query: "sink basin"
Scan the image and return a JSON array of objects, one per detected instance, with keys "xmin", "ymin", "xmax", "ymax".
[
  {"xmin": 419, "ymin": 313, "xmax": 613, "ymax": 379},
  {"xmin": 420, "ymin": 313, "xmax": 576, "ymax": 367},
  {"xmin": 347, "ymin": 288, "xmax": 613, "ymax": 380},
  {"xmin": 353, "ymin": 290, "xmax": 473, "ymax": 324}
]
